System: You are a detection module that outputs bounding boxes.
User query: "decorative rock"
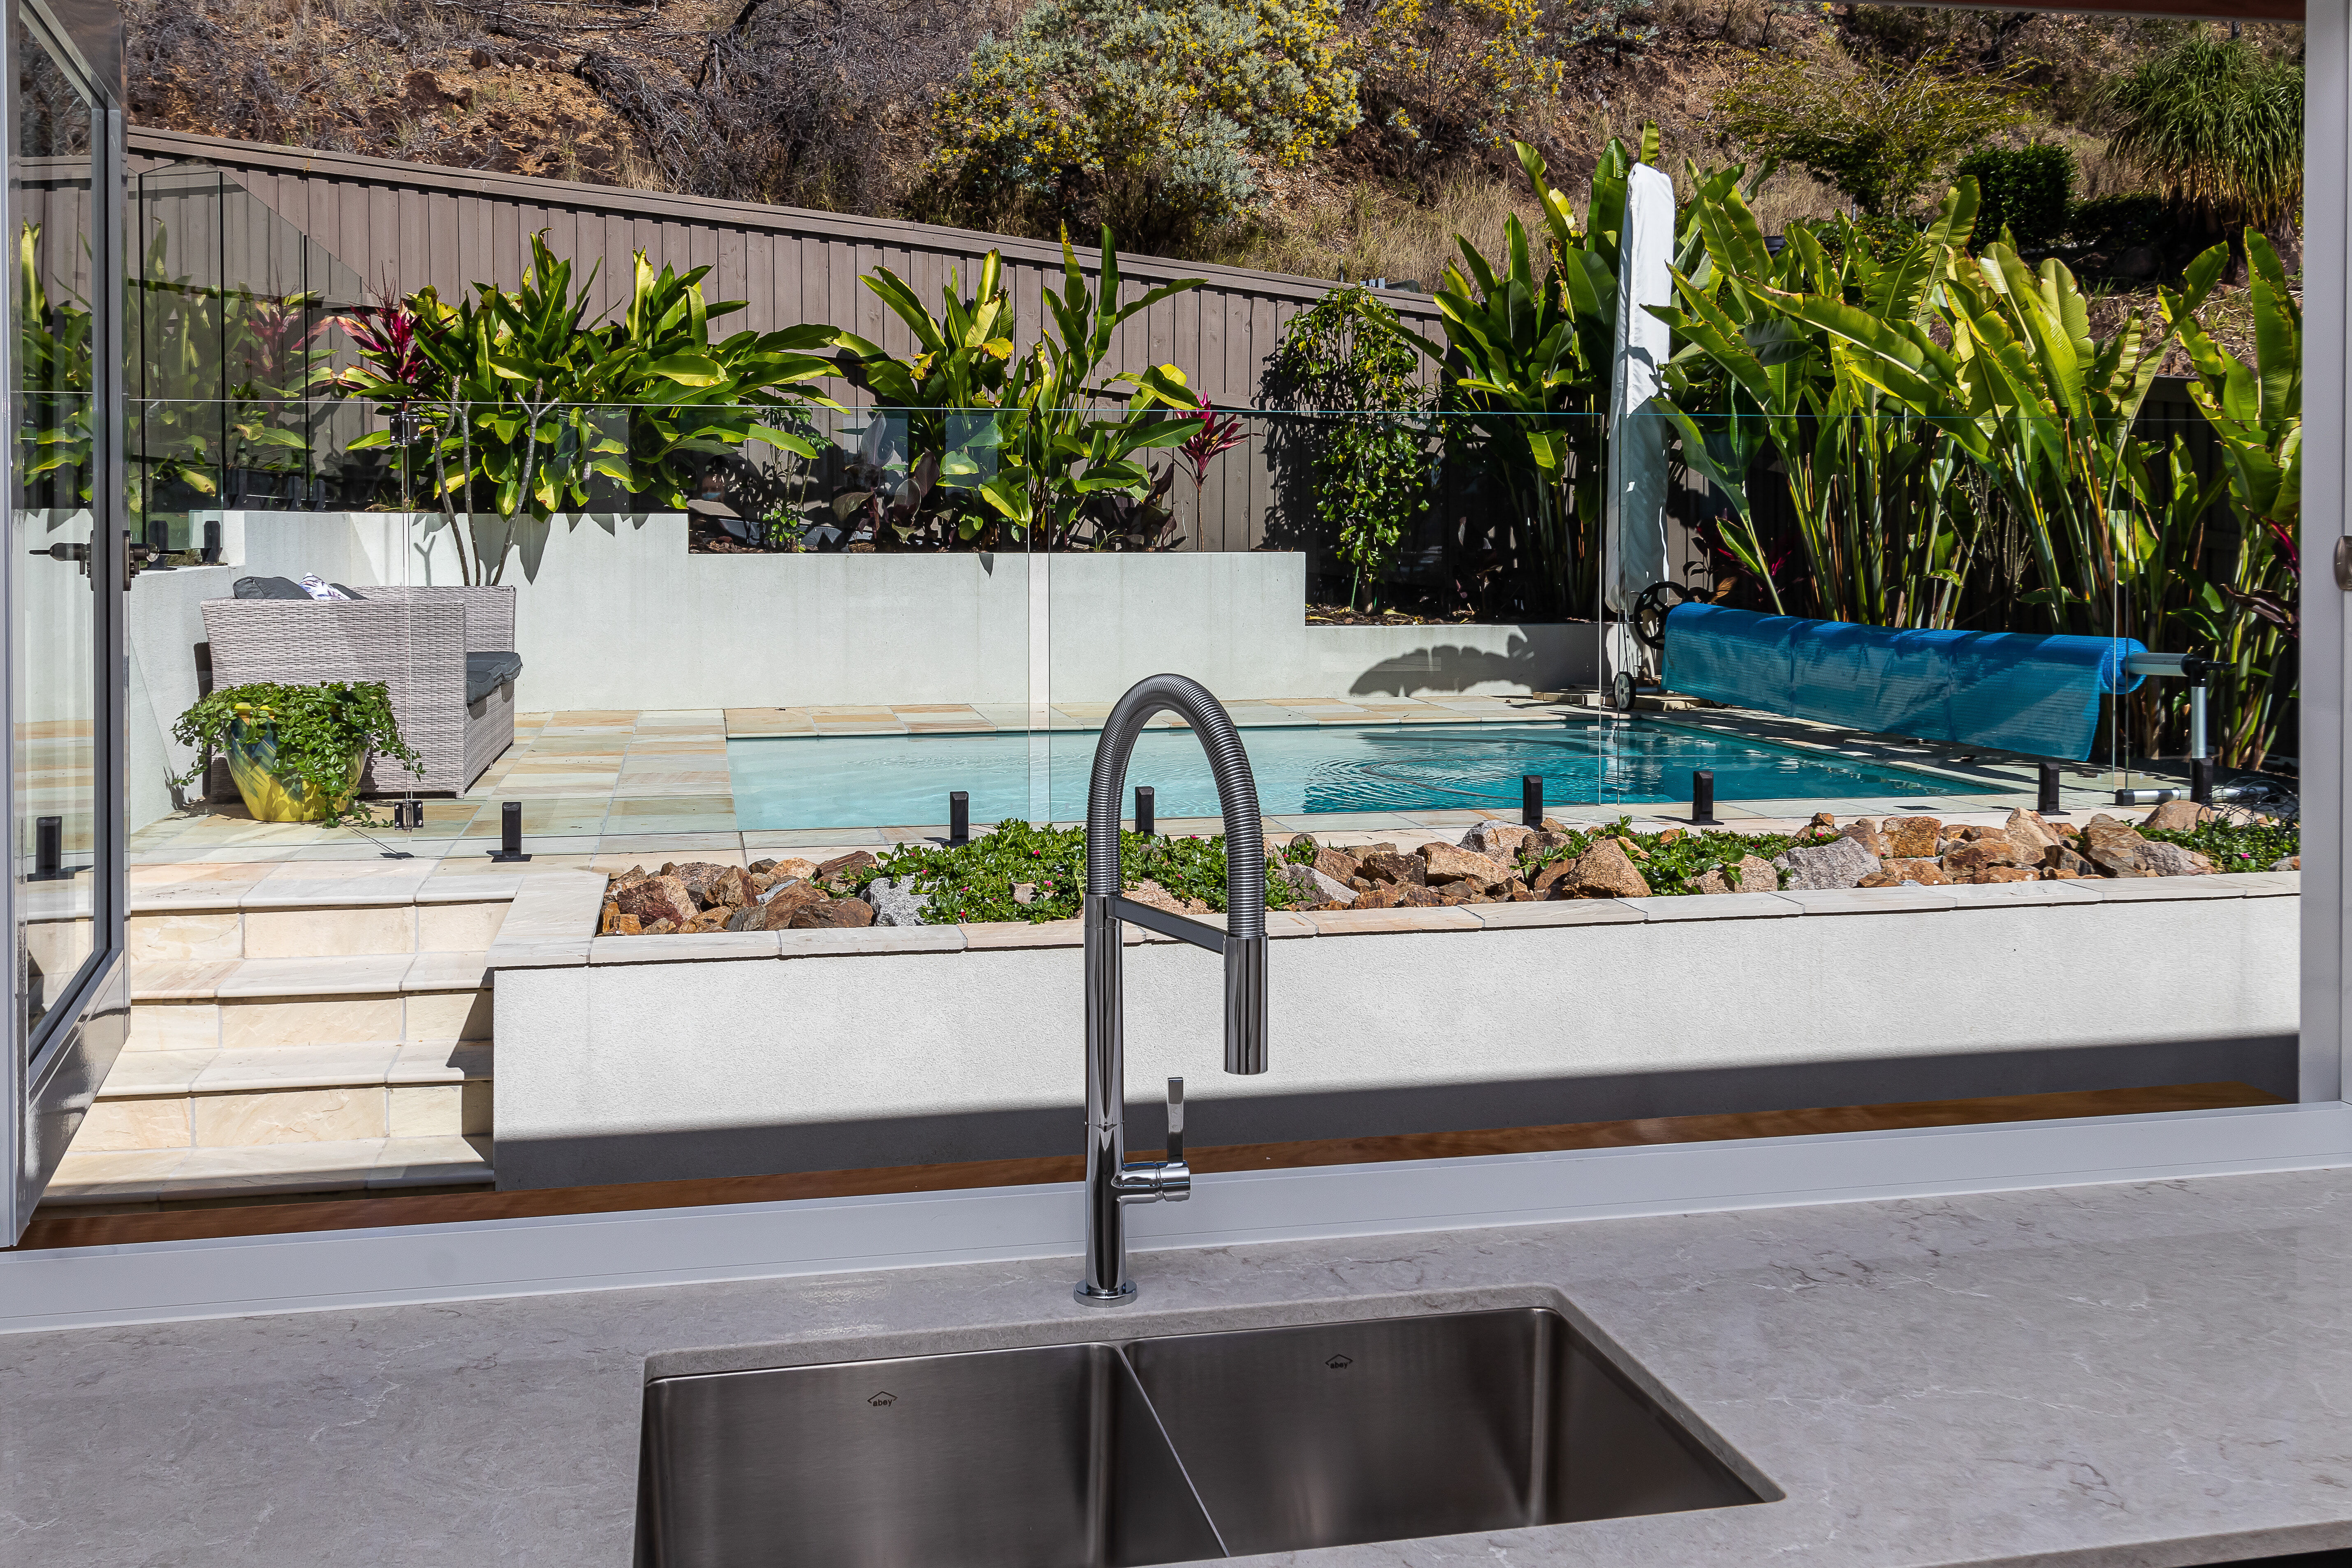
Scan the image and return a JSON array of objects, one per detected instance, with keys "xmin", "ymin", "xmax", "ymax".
[
  {"xmin": 1422, "ymin": 842, "xmax": 1505, "ymax": 890},
  {"xmin": 1291, "ymin": 864, "xmax": 1355, "ymax": 904},
  {"xmin": 614, "ymin": 874, "xmax": 697, "ymax": 926},
  {"xmin": 2142, "ymin": 799, "xmax": 2217, "ymax": 832},
  {"xmin": 788, "ymin": 897, "xmax": 876, "ymax": 929},
  {"xmin": 1500, "ymin": 878, "xmax": 1534, "ymax": 901},
  {"xmin": 1837, "ymin": 820, "xmax": 1886, "ymax": 857},
  {"xmin": 724, "ymin": 904, "xmax": 765, "ymax": 932},
  {"xmin": 1313, "ymin": 847, "xmax": 1362, "ymax": 884},
  {"xmin": 609, "ymin": 912, "xmax": 643, "ymax": 936},
  {"xmin": 768, "ymin": 857, "xmax": 820, "ymax": 882},
  {"xmin": 642, "ymin": 917, "xmax": 679, "ymax": 935},
  {"xmin": 1882, "ymin": 816, "xmax": 1942, "ymax": 858},
  {"xmin": 865, "ymin": 875, "xmax": 930, "ymax": 926},
  {"xmin": 747, "ymin": 859, "xmax": 779, "ymax": 875},
  {"xmin": 704, "ymin": 866, "xmax": 756, "ymax": 909},
  {"xmin": 1288, "ymin": 831, "xmax": 1319, "ymax": 857},
  {"xmin": 1692, "ymin": 855, "xmax": 1777, "ymax": 895},
  {"xmin": 1882, "ymin": 857, "xmax": 1950, "ymax": 885},
  {"xmin": 1459, "ymin": 822, "xmax": 1535, "ymax": 863},
  {"xmin": 2002, "ymin": 809, "xmax": 2064, "ymax": 851},
  {"xmin": 2042, "ymin": 844, "xmax": 2099, "ymax": 878},
  {"xmin": 1011, "ymin": 882, "xmax": 1037, "ymax": 905},
  {"xmin": 2080, "ymin": 816, "xmax": 2157, "ymax": 878},
  {"xmin": 1548, "ymin": 839, "xmax": 1652, "ymax": 899},
  {"xmin": 599, "ymin": 901, "xmax": 622, "ymax": 935},
  {"xmin": 1777, "ymin": 835, "xmax": 1881, "ymax": 891},
  {"xmin": 756, "ymin": 880, "xmax": 827, "ymax": 928},
  {"xmin": 1942, "ymin": 837, "xmax": 2027, "ymax": 875},
  {"xmin": 609, "ymin": 865, "xmax": 650, "ymax": 889},
  {"xmin": 1359, "ymin": 851, "xmax": 1427, "ymax": 887},
  {"xmin": 1123, "ymin": 880, "xmax": 1188, "ymax": 915},
  {"xmin": 1953, "ymin": 866, "xmax": 2040, "ymax": 885},
  {"xmin": 2139, "ymin": 841, "xmax": 2214, "ymax": 877},
  {"xmin": 1655, "ymin": 827, "xmax": 1684, "ymax": 846},
  {"xmin": 686, "ymin": 909, "xmax": 733, "ymax": 933},
  {"xmin": 2272, "ymin": 855, "xmax": 2301, "ymax": 872},
  {"xmin": 670, "ymin": 862, "xmax": 736, "ymax": 904},
  {"xmin": 1808, "ymin": 811, "xmax": 1837, "ymax": 829},
  {"xmin": 817, "ymin": 850, "xmax": 878, "ymax": 880}
]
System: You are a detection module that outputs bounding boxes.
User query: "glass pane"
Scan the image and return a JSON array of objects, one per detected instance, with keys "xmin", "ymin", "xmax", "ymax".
[{"xmin": 12, "ymin": 14, "xmax": 100, "ymax": 1048}]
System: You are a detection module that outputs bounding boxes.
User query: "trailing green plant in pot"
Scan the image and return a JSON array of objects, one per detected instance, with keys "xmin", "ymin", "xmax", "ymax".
[{"xmin": 170, "ymin": 682, "xmax": 421, "ymax": 827}]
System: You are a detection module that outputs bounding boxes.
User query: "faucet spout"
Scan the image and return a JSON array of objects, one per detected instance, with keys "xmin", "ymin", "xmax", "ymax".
[{"xmin": 1075, "ymin": 674, "xmax": 1268, "ymax": 1306}]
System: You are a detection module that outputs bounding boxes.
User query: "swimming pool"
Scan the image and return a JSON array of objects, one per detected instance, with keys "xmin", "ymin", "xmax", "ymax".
[{"xmin": 726, "ymin": 720, "xmax": 1986, "ymax": 830}]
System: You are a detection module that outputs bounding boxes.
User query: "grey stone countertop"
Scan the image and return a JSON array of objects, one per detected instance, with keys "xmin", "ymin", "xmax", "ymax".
[{"xmin": 5, "ymin": 1167, "xmax": 2351, "ymax": 1566}]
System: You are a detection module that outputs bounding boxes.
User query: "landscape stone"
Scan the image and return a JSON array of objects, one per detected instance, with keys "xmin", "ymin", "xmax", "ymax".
[
  {"xmin": 816, "ymin": 850, "xmax": 878, "ymax": 879},
  {"xmin": 865, "ymin": 875, "xmax": 930, "ymax": 926},
  {"xmin": 1808, "ymin": 811, "xmax": 1837, "ymax": 829},
  {"xmin": 788, "ymin": 897, "xmax": 876, "ymax": 929},
  {"xmin": 614, "ymin": 873, "xmax": 696, "ymax": 926},
  {"xmin": 1882, "ymin": 858, "xmax": 1950, "ymax": 885},
  {"xmin": 1953, "ymin": 865, "xmax": 2040, "ymax": 885},
  {"xmin": 2272, "ymin": 855, "xmax": 2301, "ymax": 872},
  {"xmin": 1777, "ymin": 834, "xmax": 1882, "ymax": 891},
  {"xmin": 768, "ymin": 857, "xmax": 820, "ymax": 881},
  {"xmin": 2142, "ymin": 799, "xmax": 2217, "ymax": 832},
  {"xmin": 2042, "ymin": 844, "xmax": 2099, "ymax": 878},
  {"xmin": 1358, "ymin": 851, "xmax": 1427, "ymax": 887},
  {"xmin": 1288, "ymin": 831, "xmax": 1319, "ymax": 856},
  {"xmin": 2139, "ymin": 841, "xmax": 2214, "ymax": 877},
  {"xmin": 1549, "ymin": 839, "xmax": 1651, "ymax": 899},
  {"xmin": 609, "ymin": 912, "xmax": 642, "ymax": 936},
  {"xmin": 670, "ymin": 862, "xmax": 737, "ymax": 903},
  {"xmin": 598, "ymin": 901, "xmax": 621, "ymax": 935},
  {"xmin": 1692, "ymin": 855, "xmax": 1777, "ymax": 895},
  {"xmin": 1942, "ymin": 837, "xmax": 2028, "ymax": 875},
  {"xmin": 747, "ymin": 859, "xmax": 779, "ymax": 875},
  {"xmin": 1459, "ymin": 822, "xmax": 1534, "ymax": 863},
  {"xmin": 702, "ymin": 866, "xmax": 755, "ymax": 908},
  {"xmin": 642, "ymin": 917, "xmax": 679, "ymax": 935},
  {"xmin": 1422, "ymin": 842, "xmax": 1505, "ymax": 889},
  {"xmin": 1011, "ymin": 882, "xmax": 1036, "ymax": 905},
  {"xmin": 2081, "ymin": 816, "xmax": 2157, "ymax": 878},
  {"xmin": 724, "ymin": 904, "xmax": 765, "ymax": 932},
  {"xmin": 1838, "ymin": 820, "xmax": 1886, "ymax": 857},
  {"xmin": 2002, "ymin": 808, "xmax": 2064, "ymax": 850},
  {"xmin": 1882, "ymin": 816, "xmax": 1941, "ymax": 858},
  {"xmin": 756, "ymin": 880, "xmax": 827, "ymax": 928},
  {"xmin": 1313, "ymin": 847, "xmax": 1362, "ymax": 883}
]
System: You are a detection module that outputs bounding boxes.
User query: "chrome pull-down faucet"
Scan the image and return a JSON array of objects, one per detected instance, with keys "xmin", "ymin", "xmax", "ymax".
[{"xmin": 1076, "ymin": 673, "xmax": 1268, "ymax": 1306}]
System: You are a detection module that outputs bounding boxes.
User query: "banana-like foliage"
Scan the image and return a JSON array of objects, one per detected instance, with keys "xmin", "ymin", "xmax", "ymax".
[
  {"xmin": 1650, "ymin": 181, "xmax": 1983, "ymax": 626},
  {"xmin": 1740, "ymin": 229, "xmax": 2177, "ymax": 639},
  {"xmin": 2158, "ymin": 231, "xmax": 2301, "ymax": 768},
  {"xmin": 1373, "ymin": 131, "xmax": 1661, "ymax": 616},
  {"xmin": 340, "ymin": 231, "xmax": 835, "ymax": 581},
  {"xmin": 977, "ymin": 227, "xmax": 1202, "ymax": 549},
  {"xmin": 832, "ymin": 252, "xmax": 1019, "ymax": 541}
]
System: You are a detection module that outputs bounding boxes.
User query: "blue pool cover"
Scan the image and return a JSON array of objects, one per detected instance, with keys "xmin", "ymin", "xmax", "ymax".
[{"xmin": 1660, "ymin": 604, "xmax": 2145, "ymax": 761}]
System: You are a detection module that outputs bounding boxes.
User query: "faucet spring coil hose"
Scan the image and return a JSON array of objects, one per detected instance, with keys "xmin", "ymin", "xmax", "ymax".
[{"xmin": 1084, "ymin": 673, "xmax": 1266, "ymax": 941}]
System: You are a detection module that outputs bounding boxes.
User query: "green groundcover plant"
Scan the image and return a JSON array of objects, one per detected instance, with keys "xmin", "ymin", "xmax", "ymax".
[
  {"xmin": 2139, "ymin": 813, "xmax": 2298, "ymax": 871},
  {"xmin": 848, "ymin": 818, "xmax": 1314, "ymax": 924},
  {"xmin": 169, "ymin": 681, "xmax": 421, "ymax": 829}
]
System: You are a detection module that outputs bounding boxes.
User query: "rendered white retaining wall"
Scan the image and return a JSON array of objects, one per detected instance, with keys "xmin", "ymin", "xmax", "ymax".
[{"xmin": 489, "ymin": 875, "xmax": 2301, "ymax": 1190}]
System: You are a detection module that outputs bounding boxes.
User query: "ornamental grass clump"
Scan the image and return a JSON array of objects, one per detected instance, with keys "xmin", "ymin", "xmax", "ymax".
[{"xmin": 169, "ymin": 681, "xmax": 420, "ymax": 828}]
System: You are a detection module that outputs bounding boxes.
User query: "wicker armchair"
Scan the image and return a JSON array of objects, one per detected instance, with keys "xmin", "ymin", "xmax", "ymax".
[{"xmin": 199, "ymin": 585, "xmax": 521, "ymax": 795}]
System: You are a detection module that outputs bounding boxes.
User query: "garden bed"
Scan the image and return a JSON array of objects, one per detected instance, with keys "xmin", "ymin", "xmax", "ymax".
[{"xmin": 592, "ymin": 801, "xmax": 2296, "ymax": 938}]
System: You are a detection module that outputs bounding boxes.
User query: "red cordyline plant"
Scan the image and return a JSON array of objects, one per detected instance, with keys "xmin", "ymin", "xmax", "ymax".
[{"xmin": 1175, "ymin": 403, "xmax": 1249, "ymax": 501}]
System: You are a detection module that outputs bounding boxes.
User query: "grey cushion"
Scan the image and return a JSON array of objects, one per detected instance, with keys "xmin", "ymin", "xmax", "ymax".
[
  {"xmin": 466, "ymin": 651, "xmax": 524, "ymax": 705},
  {"xmin": 233, "ymin": 576, "xmax": 366, "ymax": 601}
]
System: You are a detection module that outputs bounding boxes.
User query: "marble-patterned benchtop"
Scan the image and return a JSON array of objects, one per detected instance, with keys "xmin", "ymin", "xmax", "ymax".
[
  {"xmin": 6, "ymin": 1165, "xmax": 2348, "ymax": 1565},
  {"xmin": 485, "ymin": 866, "xmax": 2303, "ymax": 971}
]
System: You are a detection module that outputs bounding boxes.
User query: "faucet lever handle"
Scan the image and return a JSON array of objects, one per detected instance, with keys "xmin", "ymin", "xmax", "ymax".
[{"xmin": 1165, "ymin": 1077, "xmax": 1184, "ymax": 1166}]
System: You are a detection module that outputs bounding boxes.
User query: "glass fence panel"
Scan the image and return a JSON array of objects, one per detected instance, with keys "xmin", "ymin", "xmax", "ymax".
[{"xmin": 90, "ymin": 392, "xmax": 2298, "ymax": 1218}]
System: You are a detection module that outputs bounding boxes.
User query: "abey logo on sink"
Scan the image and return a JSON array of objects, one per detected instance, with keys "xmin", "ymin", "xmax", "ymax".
[
  {"xmin": 1324, "ymin": 1355, "xmax": 1353, "ymax": 1371},
  {"xmin": 867, "ymin": 1390, "xmax": 897, "ymax": 1407}
]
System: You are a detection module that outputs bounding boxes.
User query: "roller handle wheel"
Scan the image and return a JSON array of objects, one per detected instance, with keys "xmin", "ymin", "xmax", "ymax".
[{"xmin": 1632, "ymin": 581, "xmax": 1690, "ymax": 652}]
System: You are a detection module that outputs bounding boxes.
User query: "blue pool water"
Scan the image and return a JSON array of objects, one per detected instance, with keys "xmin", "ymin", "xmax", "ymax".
[{"xmin": 727, "ymin": 721, "xmax": 1981, "ymax": 830}]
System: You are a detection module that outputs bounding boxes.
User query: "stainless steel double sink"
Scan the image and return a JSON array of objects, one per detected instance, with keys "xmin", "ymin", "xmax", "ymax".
[{"xmin": 635, "ymin": 1307, "xmax": 1772, "ymax": 1565}]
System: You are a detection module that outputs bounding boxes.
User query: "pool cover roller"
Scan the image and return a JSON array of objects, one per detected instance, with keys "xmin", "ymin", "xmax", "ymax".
[{"xmin": 1658, "ymin": 603, "xmax": 2145, "ymax": 762}]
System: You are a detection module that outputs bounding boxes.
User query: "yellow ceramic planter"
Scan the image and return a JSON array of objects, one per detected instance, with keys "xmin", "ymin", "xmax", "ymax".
[{"xmin": 225, "ymin": 711, "xmax": 365, "ymax": 823}]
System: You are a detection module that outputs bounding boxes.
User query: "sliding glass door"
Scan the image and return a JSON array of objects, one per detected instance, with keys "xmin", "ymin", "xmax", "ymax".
[{"xmin": 6, "ymin": 0, "xmax": 124, "ymax": 1241}]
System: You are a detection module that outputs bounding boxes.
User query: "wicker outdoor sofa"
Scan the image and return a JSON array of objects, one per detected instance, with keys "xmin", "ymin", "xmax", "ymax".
[{"xmin": 200, "ymin": 581, "xmax": 523, "ymax": 795}]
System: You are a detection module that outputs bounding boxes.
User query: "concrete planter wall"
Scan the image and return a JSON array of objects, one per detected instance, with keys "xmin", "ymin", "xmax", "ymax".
[{"xmin": 489, "ymin": 873, "xmax": 2300, "ymax": 1191}]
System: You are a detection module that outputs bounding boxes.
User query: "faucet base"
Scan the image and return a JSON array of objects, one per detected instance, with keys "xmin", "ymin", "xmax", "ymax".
[{"xmin": 1074, "ymin": 1280, "xmax": 1139, "ymax": 1307}]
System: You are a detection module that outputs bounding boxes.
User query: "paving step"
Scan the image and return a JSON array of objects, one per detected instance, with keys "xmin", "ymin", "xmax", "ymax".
[
  {"xmin": 40, "ymin": 1135, "xmax": 493, "ymax": 1207},
  {"xmin": 128, "ymin": 952, "xmax": 495, "ymax": 1051},
  {"xmin": 78, "ymin": 1040, "xmax": 492, "ymax": 1151}
]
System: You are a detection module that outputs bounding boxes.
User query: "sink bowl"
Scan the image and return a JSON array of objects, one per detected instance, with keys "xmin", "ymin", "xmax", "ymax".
[
  {"xmin": 635, "ymin": 1343, "xmax": 1224, "ymax": 1568},
  {"xmin": 636, "ymin": 1308, "xmax": 1768, "ymax": 1566}
]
